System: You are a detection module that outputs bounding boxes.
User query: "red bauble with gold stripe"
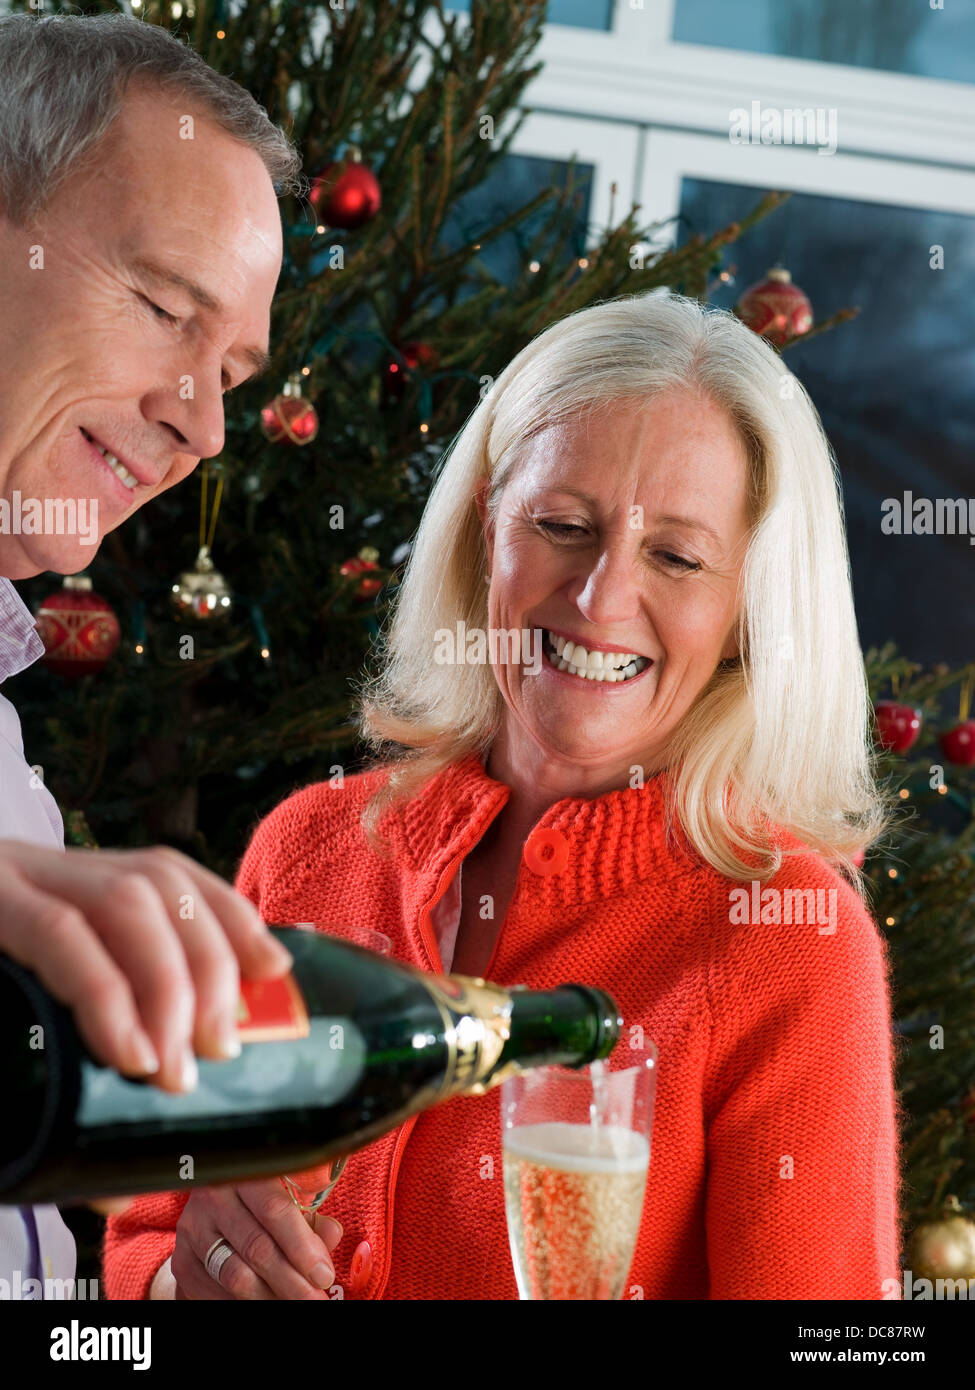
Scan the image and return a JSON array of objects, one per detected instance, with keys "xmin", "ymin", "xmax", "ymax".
[
  {"xmin": 260, "ymin": 373, "xmax": 319, "ymax": 446},
  {"xmin": 34, "ymin": 575, "xmax": 121, "ymax": 678},
  {"xmin": 736, "ymin": 266, "xmax": 813, "ymax": 347}
]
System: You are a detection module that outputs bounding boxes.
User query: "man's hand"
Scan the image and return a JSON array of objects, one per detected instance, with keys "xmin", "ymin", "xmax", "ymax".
[{"xmin": 0, "ymin": 839, "xmax": 293, "ymax": 1093}]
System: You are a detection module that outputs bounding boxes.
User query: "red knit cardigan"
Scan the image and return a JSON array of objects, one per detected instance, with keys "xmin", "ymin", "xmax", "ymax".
[{"xmin": 103, "ymin": 754, "xmax": 903, "ymax": 1299}]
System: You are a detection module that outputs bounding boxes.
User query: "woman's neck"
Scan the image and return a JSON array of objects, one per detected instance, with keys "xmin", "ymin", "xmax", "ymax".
[{"xmin": 483, "ymin": 722, "xmax": 666, "ymax": 843}]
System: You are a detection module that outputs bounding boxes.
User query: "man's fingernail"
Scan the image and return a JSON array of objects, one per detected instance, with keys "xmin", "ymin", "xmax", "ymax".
[
  {"xmin": 179, "ymin": 1049, "xmax": 199, "ymax": 1092},
  {"xmin": 215, "ymin": 1024, "xmax": 241, "ymax": 1060},
  {"xmin": 309, "ymin": 1261, "xmax": 335, "ymax": 1290},
  {"xmin": 267, "ymin": 938, "xmax": 294, "ymax": 965},
  {"xmin": 128, "ymin": 1030, "xmax": 159, "ymax": 1075}
]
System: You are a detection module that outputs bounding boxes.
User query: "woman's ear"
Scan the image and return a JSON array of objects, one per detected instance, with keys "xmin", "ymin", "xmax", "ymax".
[{"xmin": 719, "ymin": 630, "xmax": 740, "ymax": 662}]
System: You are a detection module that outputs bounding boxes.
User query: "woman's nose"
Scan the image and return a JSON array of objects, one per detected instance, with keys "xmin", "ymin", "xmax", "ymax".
[{"xmin": 570, "ymin": 545, "xmax": 644, "ymax": 626}]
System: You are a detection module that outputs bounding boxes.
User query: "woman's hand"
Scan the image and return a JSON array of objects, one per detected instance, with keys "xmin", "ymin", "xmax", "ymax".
[
  {"xmin": 170, "ymin": 1178, "xmax": 343, "ymax": 1300},
  {"xmin": 0, "ymin": 839, "xmax": 293, "ymax": 1093}
]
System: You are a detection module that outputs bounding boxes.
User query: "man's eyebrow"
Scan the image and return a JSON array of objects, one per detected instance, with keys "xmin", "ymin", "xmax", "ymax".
[
  {"xmin": 129, "ymin": 255, "xmax": 271, "ymax": 378},
  {"xmin": 541, "ymin": 487, "xmax": 722, "ymax": 545}
]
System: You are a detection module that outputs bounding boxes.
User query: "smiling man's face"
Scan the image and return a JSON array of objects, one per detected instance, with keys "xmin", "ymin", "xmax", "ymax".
[{"xmin": 0, "ymin": 78, "xmax": 284, "ymax": 578}]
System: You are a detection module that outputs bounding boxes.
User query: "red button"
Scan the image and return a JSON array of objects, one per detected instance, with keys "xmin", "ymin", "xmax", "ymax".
[
  {"xmin": 347, "ymin": 1239, "xmax": 373, "ymax": 1294},
  {"xmin": 523, "ymin": 826, "xmax": 569, "ymax": 877}
]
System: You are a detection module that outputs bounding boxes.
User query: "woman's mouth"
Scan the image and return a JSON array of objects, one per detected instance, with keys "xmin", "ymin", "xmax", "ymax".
[{"xmin": 542, "ymin": 629, "xmax": 652, "ymax": 684}]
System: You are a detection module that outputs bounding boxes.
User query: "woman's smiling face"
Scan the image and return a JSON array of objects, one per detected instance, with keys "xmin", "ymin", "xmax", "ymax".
[{"xmin": 478, "ymin": 389, "xmax": 753, "ymax": 778}]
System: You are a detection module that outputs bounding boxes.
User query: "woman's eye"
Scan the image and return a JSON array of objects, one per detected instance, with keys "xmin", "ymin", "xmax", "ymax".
[
  {"xmin": 537, "ymin": 520, "xmax": 587, "ymax": 537},
  {"xmin": 140, "ymin": 295, "xmax": 179, "ymax": 326},
  {"xmin": 658, "ymin": 551, "xmax": 700, "ymax": 572}
]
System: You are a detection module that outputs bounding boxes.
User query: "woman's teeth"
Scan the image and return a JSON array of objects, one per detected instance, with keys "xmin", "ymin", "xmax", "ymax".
[
  {"xmin": 83, "ymin": 429, "xmax": 138, "ymax": 489},
  {"xmin": 544, "ymin": 630, "xmax": 650, "ymax": 682}
]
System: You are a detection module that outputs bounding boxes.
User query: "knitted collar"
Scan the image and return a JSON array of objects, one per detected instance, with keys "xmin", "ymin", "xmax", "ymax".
[{"xmin": 380, "ymin": 751, "xmax": 704, "ymax": 906}]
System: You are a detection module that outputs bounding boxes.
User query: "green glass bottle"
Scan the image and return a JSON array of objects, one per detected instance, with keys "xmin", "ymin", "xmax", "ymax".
[{"xmin": 0, "ymin": 927, "xmax": 622, "ymax": 1204}]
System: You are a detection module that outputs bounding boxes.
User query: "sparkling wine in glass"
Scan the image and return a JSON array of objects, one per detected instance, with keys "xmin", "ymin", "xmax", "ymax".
[
  {"xmin": 501, "ymin": 1047, "xmax": 657, "ymax": 1300},
  {"xmin": 280, "ymin": 923, "xmax": 392, "ymax": 1216}
]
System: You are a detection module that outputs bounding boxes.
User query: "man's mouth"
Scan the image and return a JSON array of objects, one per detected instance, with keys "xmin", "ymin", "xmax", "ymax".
[
  {"xmin": 80, "ymin": 428, "xmax": 139, "ymax": 490},
  {"xmin": 542, "ymin": 629, "xmax": 652, "ymax": 683}
]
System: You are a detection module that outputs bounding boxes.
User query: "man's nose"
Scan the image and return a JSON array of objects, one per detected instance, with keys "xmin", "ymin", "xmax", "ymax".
[{"xmin": 144, "ymin": 365, "xmax": 226, "ymax": 465}]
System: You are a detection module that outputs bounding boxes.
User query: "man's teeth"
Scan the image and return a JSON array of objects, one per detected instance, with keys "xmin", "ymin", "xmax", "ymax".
[
  {"xmin": 545, "ymin": 630, "xmax": 650, "ymax": 682},
  {"xmin": 83, "ymin": 430, "xmax": 137, "ymax": 488}
]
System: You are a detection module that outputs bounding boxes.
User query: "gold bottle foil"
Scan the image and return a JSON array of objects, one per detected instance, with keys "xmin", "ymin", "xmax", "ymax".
[{"xmin": 420, "ymin": 973, "xmax": 524, "ymax": 1100}]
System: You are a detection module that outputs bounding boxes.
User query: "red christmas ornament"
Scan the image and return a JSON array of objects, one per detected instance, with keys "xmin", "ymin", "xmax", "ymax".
[
  {"xmin": 309, "ymin": 147, "xmax": 381, "ymax": 230},
  {"xmin": 260, "ymin": 373, "xmax": 319, "ymax": 446},
  {"xmin": 339, "ymin": 547, "xmax": 382, "ymax": 599},
  {"xmin": 874, "ymin": 700, "xmax": 922, "ymax": 754},
  {"xmin": 736, "ymin": 266, "xmax": 813, "ymax": 347},
  {"xmin": 382, "ymin": 341, "xmax": 439, "ymax": 402},
  {"xmin": 34, "ymin": 575, "xmax": 120, "ymax": 678},
  {"xmin": 940, "ymin": 721, "xmax": 975, "ymax": 766}
]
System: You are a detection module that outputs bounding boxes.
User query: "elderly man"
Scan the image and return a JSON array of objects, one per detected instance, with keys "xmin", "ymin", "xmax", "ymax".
[{"xmin": 0, "ymin": 12, "xmax": 340, "ymax": 1298}]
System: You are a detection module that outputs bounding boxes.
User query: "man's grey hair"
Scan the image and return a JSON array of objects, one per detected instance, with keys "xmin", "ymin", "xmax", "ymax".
[{"xmin": 0, "ymin": 10, "xmax": 305, "ymax": 228}]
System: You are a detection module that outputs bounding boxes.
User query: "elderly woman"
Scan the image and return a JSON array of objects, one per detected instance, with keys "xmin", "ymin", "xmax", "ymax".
[{"xmin": 105, "ymin": 291, "xmax": 900, "ymax": 1300}]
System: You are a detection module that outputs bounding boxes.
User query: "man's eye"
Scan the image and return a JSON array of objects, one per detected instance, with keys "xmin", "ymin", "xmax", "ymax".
[{"xmin": 140, "ymin": 295, "xmax": 179, "ymax": 326}]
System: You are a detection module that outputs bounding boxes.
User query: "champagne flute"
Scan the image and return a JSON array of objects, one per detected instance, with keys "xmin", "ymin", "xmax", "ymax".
[
  {"xmin": 279, "ymin": 923, "xmax": 392, "ymax": 1217},
  {"xmin": 501, "ymin": 1046, "xmax": 657, "ymax": 1299}
]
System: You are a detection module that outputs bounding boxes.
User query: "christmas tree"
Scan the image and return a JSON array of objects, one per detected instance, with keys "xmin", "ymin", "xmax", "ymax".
[
  {"xmin": 7, "ymin": 0, "xmax": 971, "ymax": 1273},
  {"xmin": 863, "ymin": 650, "xmax": 975, "ymax": 1282}
]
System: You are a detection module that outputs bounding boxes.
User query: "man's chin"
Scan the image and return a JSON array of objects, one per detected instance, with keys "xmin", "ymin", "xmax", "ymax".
[{"xmin": 0, "ymin": 533, "xmax": 104, "ymax": 581}]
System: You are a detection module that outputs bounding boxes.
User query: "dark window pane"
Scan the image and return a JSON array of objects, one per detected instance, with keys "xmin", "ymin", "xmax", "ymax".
[
  {"xmin": 441, "ymin": 152, "xmax": 593, "ymax": 291},
  {"xmin": 673, "ymin": 0, "xmax": 975, "ymax": 85},
  {"xmin": 678, "ymin": 178, "xmax": 975, "ymax": 664}
]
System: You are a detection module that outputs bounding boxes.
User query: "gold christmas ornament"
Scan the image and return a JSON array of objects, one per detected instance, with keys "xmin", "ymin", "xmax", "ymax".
[
  {"xmin": 908, "ymin": 1196, "xmax": 975, "ymax": 1281},
  {"xmin": 170, "ymin": 545, "xmax": 233, "ymax": 622}
]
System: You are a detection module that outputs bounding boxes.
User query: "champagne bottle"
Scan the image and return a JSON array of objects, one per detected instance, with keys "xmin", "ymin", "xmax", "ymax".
[{"xmin": 0, "ymin": 927, "xmax": 622, "ymax": 1204}]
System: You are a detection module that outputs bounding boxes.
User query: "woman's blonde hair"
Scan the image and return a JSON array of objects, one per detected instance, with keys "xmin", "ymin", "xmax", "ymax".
[{"xmin": 355, "ymin": 290, "xmax": 891, "ymax": 883}]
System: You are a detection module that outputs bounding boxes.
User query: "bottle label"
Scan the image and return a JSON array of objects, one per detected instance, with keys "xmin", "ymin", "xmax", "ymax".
[
  {"xmin": 421, "ymin": 974, "xmax": 517, "ymax": 1100},
  {"xmin": 237, "ymin": 974, "xmax": 310, "ymax": 1042}
]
